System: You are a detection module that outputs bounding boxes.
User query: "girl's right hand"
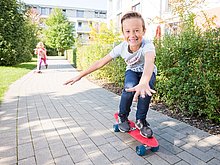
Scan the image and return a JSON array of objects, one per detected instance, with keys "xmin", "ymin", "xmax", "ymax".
[{"xmin": 63, "ymin": 76, "xmax": 81, "ymax": 85}]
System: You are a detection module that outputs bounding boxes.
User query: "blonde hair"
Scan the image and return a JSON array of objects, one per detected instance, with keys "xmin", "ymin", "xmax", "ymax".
[{"xmin": 36, "ymin": 42, "xmax": 44, "ymax": 48}]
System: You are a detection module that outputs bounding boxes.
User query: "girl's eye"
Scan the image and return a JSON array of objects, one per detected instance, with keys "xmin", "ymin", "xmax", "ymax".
[{"xmin": 126, "ymin": 30, "xmax": 130, "ymax": 33}]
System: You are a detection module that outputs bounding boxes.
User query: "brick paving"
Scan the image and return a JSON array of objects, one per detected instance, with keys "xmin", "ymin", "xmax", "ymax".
[{"xmin": 0, "ymin": 56, "xmax": 219, "ymax": 165}]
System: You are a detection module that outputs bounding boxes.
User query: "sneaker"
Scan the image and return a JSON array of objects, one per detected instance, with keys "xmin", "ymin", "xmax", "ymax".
[
  {"xmin": 135, "ymin": 119, "xmax": 153, "ymax": 138},
  {"xmin": 140, "ymin": 126, "xmax": 153, "ymax": 138},
  {"xmin": 118, "ymin": 120, "xmax": 130, "ymax": 132},
  {"xmin": 46, "ymin": 64, "xmax": 48, "ymax": 69}
]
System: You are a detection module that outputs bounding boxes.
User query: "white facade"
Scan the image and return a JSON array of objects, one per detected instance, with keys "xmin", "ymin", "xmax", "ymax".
[
  {"xmin": 24, "ymin": 2, "xmax": 107, "ymax": 43},
  {"xmin": 107, "ymin": 0, "xmax": 220, "ymax": 40},
  {"xmin": 107, "ymin": 0, "xmax": 168, "ymax": 40}
]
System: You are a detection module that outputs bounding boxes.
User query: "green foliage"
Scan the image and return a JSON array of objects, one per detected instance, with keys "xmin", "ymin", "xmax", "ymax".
[
  {"xmin": 43, "ymin": 8, "xmax": 75, "ymax": 55},
  {"xmin": 169, "ymin": 0, "xmax": 205, "ymax": 18},
  {"xmin": 46, "ymin": 47, "xmax": 58, "ymax": 56},
  {"xmin": 155, "ymin": 15, "xmax": 220, "ymax": 122},
  {"xmin": 65, "ymin": 48, "xmax": 77, "ymax": 67},
  {"xmin": 0, "ymin": 59, "xmax": 37, "ymax": 103},
  {"xmin": 0, "ymin": 0, "xmax": 38, "ymax": 66},
  {"xmin": 76, "ymin": 23, "xmax": 124, "ymax": 86},
  {"xmin": 90, "ymin": 22, "xmax": 121, "ymax": 44}
]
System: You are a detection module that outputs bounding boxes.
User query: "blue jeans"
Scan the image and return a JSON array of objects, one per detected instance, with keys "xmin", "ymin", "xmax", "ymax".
[{"xmin": 119, "ymin": 70, "xmax": 156, "ymax": 121}]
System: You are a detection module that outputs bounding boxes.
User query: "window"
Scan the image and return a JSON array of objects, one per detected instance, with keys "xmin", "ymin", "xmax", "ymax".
[
  {"xmin": 95, "ymin": 11, "xmax": 99, "ymax": 18},
  {"xmin": 76, "ymin": 10, "xmax": 84, "ymax": 18},
  {"xmin": 116, "ymin": 0, "xmax": 122, "ymax": 11},
  {"xmin": 49, "ymin": 8, "xmax": 52, "ymax": 14},
  {"xmin": 41, "ymin": 7, "xmax": 46, "ymax": 15},
  {"xmin": 78, "ymin": 22, "xmax": 82, "ymax": 28},
  {"xmin": 62, "ymin": 9, "xmax": 66, "ymax": 15},
  {"xmin": 99, "ymin": 11, "xmax": 107, "ymax": 18},
  {"xmin": 165, "ymin": 0, "xmax": 172, "ymax": 12}
]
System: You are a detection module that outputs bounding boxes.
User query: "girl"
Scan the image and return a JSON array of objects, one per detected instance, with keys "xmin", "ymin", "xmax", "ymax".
[
  {"xmin": 64, "ymin": 11, "xmax": 157, "ymax": 138},
  {"xmin": 35, "ymin": 42, "xmax": 48, "ymax": 73}
]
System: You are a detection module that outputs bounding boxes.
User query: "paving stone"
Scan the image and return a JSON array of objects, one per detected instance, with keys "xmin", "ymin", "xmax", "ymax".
[
  {"xmin": 49, "ymin": 141, "xmax": 68, "ymax": 158},
  {"xmin": 18, "ymin": 130, "xmax": 32, "ymax": 145},
  {"xmin": 177, "ymin": 151, "xmax": 207, "ymax": 165},
  {"xmin": 110, "ymin": 139, "xmax": 129, "ymax": 151},
  {"xmin": 120, "ymin": 148, "xmax": 148, "ymax": 164},
  {"xmin": 146, "ymin": 153, "xmax": 170, "ymax": 165},
  {"xmin": 18, "ymin": 142, "xmax": 34, "ymax": 160},
  {"xmin": 75, "ymin": 159, "xmax": 93, "ymax": 165},
  {"xmin": 88, "ymin": 150, "xmax": 112, "ymax": 165},
  {"xmin": 181, "ymin": 143, "xmax": 214, "ymax": 162},
  {"xmin": 0, "ymin": 145, "xmax": 16, "ymax": 158},
  {"xmin": 207, "ymin": 158, "xmax": 220, "ymax": 165},
  {"xmin": 78, "ymin": 138, "xmax": 99, "ymax": 154},
  {"xmin": 60, "ymin": 133, "xmax": 78, "ymax": 147},
  {"xmin": 158, "ymin": 138, "xmax": 183, "ymax": 154},
  {"xmin": 32, "ymin": 136, "xmax": 48, "ymax": 151},
  {"xmin": 0, "ymin": 155, "xmax": 17, "ymax": 165},
  {"xmin": 67, "ymin": 144, "xmax": 90, "ymax": 163},
  {"xmin": 175, "ymin": 160, "xmax": 190, "ymax": 165},
  {"xmin": 18, "ymin": 156, "xmax": 36, "ymax": 165},
  {"xmin": 112, "ymin": 157, "xmax": 133, "ymax": 165},
  {"xmin": 155, "ymin": 146, "xmax": 181, "ymax": 164},
  {"xmin": 54, "ymin": 155, "xmax": 74, "ymax": 165},
  {"xmin": 98, "ymin": 143, "xmax": 123, "ymax": 161},
  {"xmin": 35, "ymin": 147, "xmax": 54, "ymax": 165}
]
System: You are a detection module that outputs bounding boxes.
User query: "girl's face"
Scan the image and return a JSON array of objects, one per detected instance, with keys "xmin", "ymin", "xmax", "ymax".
[{"xmin": 122, "ymin": 18, "xmax": 145, "ymax": 52}]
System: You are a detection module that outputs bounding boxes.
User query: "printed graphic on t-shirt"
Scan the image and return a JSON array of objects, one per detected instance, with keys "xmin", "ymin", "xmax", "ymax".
[{"xmin": 125, "ymin": 54, "xmax": 141, "ymax": 66}]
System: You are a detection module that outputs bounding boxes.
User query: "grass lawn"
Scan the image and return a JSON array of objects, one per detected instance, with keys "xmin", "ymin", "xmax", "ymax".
[{"xmin": 0, "ymin": 58, "xmax": 37, "ymax": 103}]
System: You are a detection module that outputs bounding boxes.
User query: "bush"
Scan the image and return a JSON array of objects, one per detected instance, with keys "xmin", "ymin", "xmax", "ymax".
[
  {"xmin": 155, "ymin": 25, "xmax": 220, "ymax": 122},
  {"xmin": 76, "ymin": 42, "xmax": 126, "ymax": 87},
  {"xmin": 65, "ymin": 48, "xmax": 76, "ymax": 67},
  {"xmin": 46, "ymin": 47, "xmax": 58, "ymax": 56},
  {"xmin": 75, "ymin": 22, "xmax": 124, "ymax": 85}
]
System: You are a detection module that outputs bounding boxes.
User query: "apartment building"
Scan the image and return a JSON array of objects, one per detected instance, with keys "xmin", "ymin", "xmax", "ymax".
[
  {"xmin": 107, "ymin": 0, "xmax": 167, "ymax": 40},
  {"xmin": 25, "ymin": 2, "xmax": 107, "ymax": 43},
  {"xmin": 107, "ymin": 0, "xmax": 220, "ymax": 40}
]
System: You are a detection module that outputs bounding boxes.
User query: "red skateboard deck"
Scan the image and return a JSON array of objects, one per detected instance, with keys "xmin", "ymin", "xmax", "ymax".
[{"xmin": 113, "ymin": 112, "xmax": 159, "ymax": 156}]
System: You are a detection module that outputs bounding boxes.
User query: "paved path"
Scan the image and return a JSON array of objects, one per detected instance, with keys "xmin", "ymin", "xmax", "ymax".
[{"xmin": 0, "ymin": 56, "xmax": 220, "ymax": 165}]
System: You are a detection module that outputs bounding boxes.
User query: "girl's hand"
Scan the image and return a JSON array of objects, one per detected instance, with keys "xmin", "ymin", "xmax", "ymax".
[
  {"xmin": 63, "ymin": 76, "xmax": 81, "ymax": 85},
  {"xmin": 125, "ymin": 83, "xmax": 156, "ymax": 102}
]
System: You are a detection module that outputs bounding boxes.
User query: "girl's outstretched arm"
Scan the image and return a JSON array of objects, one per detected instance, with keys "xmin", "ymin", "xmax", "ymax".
[{"xmin": 64, "ymin": 54, "xmax": 113, "ymax": 85}]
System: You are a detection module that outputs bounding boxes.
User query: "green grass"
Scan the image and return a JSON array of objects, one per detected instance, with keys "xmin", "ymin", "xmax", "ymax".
[{"xmin": 0, "ymin": 58, "xmax": 37, "ymax": 103}]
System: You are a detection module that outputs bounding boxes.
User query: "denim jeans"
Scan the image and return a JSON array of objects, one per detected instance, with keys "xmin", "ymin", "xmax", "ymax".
[{"xmin": 119, "ymin": 70, "xmax": 156, "ymax": 121}]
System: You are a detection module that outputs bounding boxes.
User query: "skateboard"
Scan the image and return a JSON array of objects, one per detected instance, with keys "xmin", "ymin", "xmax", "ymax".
[{"xmin": 113, "ymin": 112, "xmax": 159, "ymax": 156}]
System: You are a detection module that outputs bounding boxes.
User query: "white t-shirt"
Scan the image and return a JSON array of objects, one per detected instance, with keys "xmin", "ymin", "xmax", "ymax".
[{"xmin": 109, "ymin": 39, "xmax": 157, "ymax": 74}]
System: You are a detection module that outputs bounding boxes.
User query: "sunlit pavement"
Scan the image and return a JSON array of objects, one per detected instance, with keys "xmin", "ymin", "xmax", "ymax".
[{"xmin": 0, "ymin": 56, "xmax": 219, "ymax": 165}]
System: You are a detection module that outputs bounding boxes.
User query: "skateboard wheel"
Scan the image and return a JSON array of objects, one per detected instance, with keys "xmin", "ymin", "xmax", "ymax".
[
  {"xmin": 136, "ymin": 145, "xmax": 146, "ymax": 156},
  {"xmin": 151, "ymin": 146, "xmax": 159, "ymax": 152},
  {"xmin": 113, "ymin": 124, "xmax": 120, "ymax": 132}
]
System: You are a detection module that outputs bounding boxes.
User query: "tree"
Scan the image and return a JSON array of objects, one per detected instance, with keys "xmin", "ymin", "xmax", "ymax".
[
  {"xmin": 43, "ymin": 8, "xmax": 75, "ymax": 55},
  {"xmin": 169, "ymin": 0, "xmax": 205, "ymax": 17},
  {"xmin": 89, "ymin": 21, "xmax": 121, "ymax": 44},
  {"xmin": 0, "ymin": 0, "xmax": 38, "ymax": 65}
]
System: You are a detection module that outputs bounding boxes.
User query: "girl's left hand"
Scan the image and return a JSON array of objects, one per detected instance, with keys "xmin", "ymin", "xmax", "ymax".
[{"xmin": 125, "ymin": 84, "xmax": 156, "ymax": 102}]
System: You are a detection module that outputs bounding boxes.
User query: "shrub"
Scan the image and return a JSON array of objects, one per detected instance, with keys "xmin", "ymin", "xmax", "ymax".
[{"xmin": 155, "ymin": 18, "xmax": 220, "ymax": 122}]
